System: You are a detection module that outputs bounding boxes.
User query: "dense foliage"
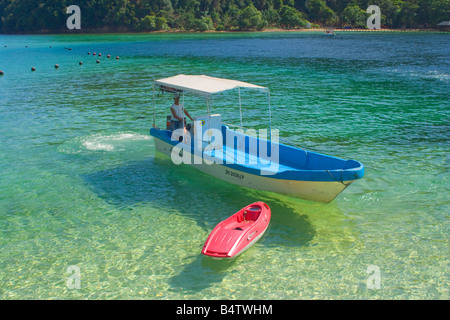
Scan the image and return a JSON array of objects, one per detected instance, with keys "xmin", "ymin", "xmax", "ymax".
[{"xmin": 0, "ymin": 0, "xmax": 448, "ymax": 33}]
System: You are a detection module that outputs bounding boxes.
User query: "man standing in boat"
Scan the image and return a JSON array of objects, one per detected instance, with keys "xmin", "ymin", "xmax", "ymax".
[{"xmin": 170, "ymin": 93, "xmax": 193, "ymax": 130}]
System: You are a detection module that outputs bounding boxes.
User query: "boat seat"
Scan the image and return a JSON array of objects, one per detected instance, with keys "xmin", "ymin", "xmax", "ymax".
[{"xmin": 243, "ymin": 208, "xmax": 261, "ymax": 221}]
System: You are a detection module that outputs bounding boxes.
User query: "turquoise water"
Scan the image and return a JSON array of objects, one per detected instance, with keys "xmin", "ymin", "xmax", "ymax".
[{"xmin": 0, "ymin": 32, "xmax": 448, "ymax": 299}]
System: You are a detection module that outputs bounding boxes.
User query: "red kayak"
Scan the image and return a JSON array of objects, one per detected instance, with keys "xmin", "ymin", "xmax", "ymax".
[{"xmin": 202, "ymin": 202, "xmax": 271, "ymax": 259}]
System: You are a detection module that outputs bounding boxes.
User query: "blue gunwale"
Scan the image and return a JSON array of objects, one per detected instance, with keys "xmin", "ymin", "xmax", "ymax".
[{"xmin": 150, "ymin": 126, "xmax": 365, "ymax": 183}]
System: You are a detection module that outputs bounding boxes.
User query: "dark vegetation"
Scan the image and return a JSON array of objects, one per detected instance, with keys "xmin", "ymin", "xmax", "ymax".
[{"xmin": 0, "ymin": 0, "xmax": 448, "ymax": 33}]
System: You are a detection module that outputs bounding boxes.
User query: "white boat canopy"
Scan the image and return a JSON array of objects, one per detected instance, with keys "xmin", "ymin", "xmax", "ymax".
[
  {"xmin": 153, "ymin": 74, "xmax": 272, "ymax": 131},
  {"xmin": 154, "ymin": 74, "xmax": 269, "ymax": 97}
]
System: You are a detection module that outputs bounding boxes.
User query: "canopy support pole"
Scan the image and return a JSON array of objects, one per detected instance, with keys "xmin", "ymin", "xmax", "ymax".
[
  {"xmin": 152, "ymin": 82, "xmax": 156, "ymax": 128},
  {"xmin": 181, "ymin": 91, "xmax": 188, "ymax": 141},
  {"xmin": 206, "ymin": 97, "xmax": 211, "ymax": 116},
  {"xmin": 238, "ymin": 87, "xmax": 243, "ymax": 129},
  {"xmin": 210, "ymin": 96, "xmax": 213, "ymax": 113},
  {"xmin": 182, "ymin": 91, "xmax": 185, "ymax": 116},
  {"xmin": 267, "ymin": 90, "xmax": 272, "ymax": 141}
]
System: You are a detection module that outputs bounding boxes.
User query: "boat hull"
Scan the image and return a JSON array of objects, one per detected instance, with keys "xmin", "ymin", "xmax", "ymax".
[
  {"xmin": 153, "ymin": 137, "xmax": 355, "ymax": 203},
  {"xmin": 202, "ymin": 202, "xmax": 271, "ymax": 259},
  {"xmin": 207, "ymin": 227, "xmax": 268, "ymax": 260}
]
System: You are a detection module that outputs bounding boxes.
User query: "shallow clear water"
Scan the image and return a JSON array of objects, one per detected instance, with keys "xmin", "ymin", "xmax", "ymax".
[{"xmin": 0, "ymin": 32, "xmax": 448, "ymax": 299}]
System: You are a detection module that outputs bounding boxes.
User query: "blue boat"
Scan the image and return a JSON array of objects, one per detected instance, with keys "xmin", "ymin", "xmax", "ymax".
[
  {"xmin": 150, "ymin": 75, "xmax": 364, "ymax": 203},
  {"xmin": 322, "ymin": 28, "xmax": 336, "ymax": 37}
]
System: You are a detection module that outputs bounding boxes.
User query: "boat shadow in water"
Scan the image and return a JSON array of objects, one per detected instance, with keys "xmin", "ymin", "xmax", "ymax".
[
  {"xmin": 81, "ymin": 155, "xmax": 317, "ymax": 244},
  {"xmin": 169, "ymin": 255, "xmax": 238, "ymax": 293},
  {"xmin": 168, "ymin": 195, "xmax": 316, "ymax": 293},
  {"xmin": 82, "ymin": 155, "xmax": 318, "ymax": 292}
]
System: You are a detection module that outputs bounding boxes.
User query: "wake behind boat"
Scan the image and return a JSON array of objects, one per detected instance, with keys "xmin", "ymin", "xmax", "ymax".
[{"xmin": 150, "ymin": 74, "xmax": 364, "ymax": 203}]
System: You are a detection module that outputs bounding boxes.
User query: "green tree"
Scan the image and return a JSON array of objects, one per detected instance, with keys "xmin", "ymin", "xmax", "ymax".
[
  {"xmin": 222, "ymin": 3, "xmax": 240, "ymax": 30},
  {"xmin": 305, "ymin": 0, "xmax": 336, "ymax": 24},
  {"xmin": 237, "ymin": 4, "xmax": 263, "ymax": 30},
  {"xmin": 417, "ymin": 0, "xmax": 450, "ymax": 26},
  {"xmin": 279, "ymin": 5, "xmax": 307, "ymax": 28},
  {"xmin": 341, "ymin": 4, "xmax": 367, "ymax": 28},
  {"xmin": 378, "ymin": 0, "xmax": 402, "ymax": 27},
  {"xmin": 140, "ymin": 14, "xmax": 156, "ymax": 31},
  {"xmin": 158, "ymin": 0, "xmax": 174, "ymax": 23},
  {"xmin": 195, "ymin": 15, "xmax": 214, "ymax": 30},
  {"xmin": 262, "ymin": 6, "xmax": 281, "ymax": 27},
  {"xmin": 155, "ymin": 16, "xmax": 169, "ymax": 30},
  {"xmin": 396, "ymin": 1, "xmax": 420, "ymax": 27}
]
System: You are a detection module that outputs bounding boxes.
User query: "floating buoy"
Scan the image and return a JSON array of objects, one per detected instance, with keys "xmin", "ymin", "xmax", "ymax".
[
  {"xmin": 31, "ymin": 67, "xmax": 36, "ymax": 71},
  {"xmin": 96, "ymin": 60, "xmax": 100, "ymax": 64},
  {"xmin": 0, "ymin": 70, "xmax": 4, "ymax": 76},
  {"xmin": 107, "ymin": 55, "xmax": 110, "ymax": 58},
  {"xmin": 116, "ymin": 56, "xmax": 119, "ymax": 60},
  {"xmin": 98, "ymin": 53, "xmax": 101, "ymax": 57},
  {"xmin": 55, "ymin": 64, "xmax": 59, "ymax": 69},
  {"xmin": 88, "ymin": 52, "xmax": 91, "ymax": 55},
  {"xmin": 93, "ymin": 52, "xmax": 96, "ymax": 56},
  {"xmin": 79, "ymin": 61, "xmax": 83, "ymax": 65}
]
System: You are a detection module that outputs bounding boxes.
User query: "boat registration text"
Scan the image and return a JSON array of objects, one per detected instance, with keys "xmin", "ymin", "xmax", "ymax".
[{"xmin": 225, "ymin": 169, "xmax": 245, "ymax": 180}]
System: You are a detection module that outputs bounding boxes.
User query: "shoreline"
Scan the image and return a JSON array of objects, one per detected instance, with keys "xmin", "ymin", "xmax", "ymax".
[
  {"xmin": 253, "ymin": 27, "xmax": 447, "ymax": 33},
  {"xmin": 0, "ymin": 27, "xmax": 448, "ymax": 36}
]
